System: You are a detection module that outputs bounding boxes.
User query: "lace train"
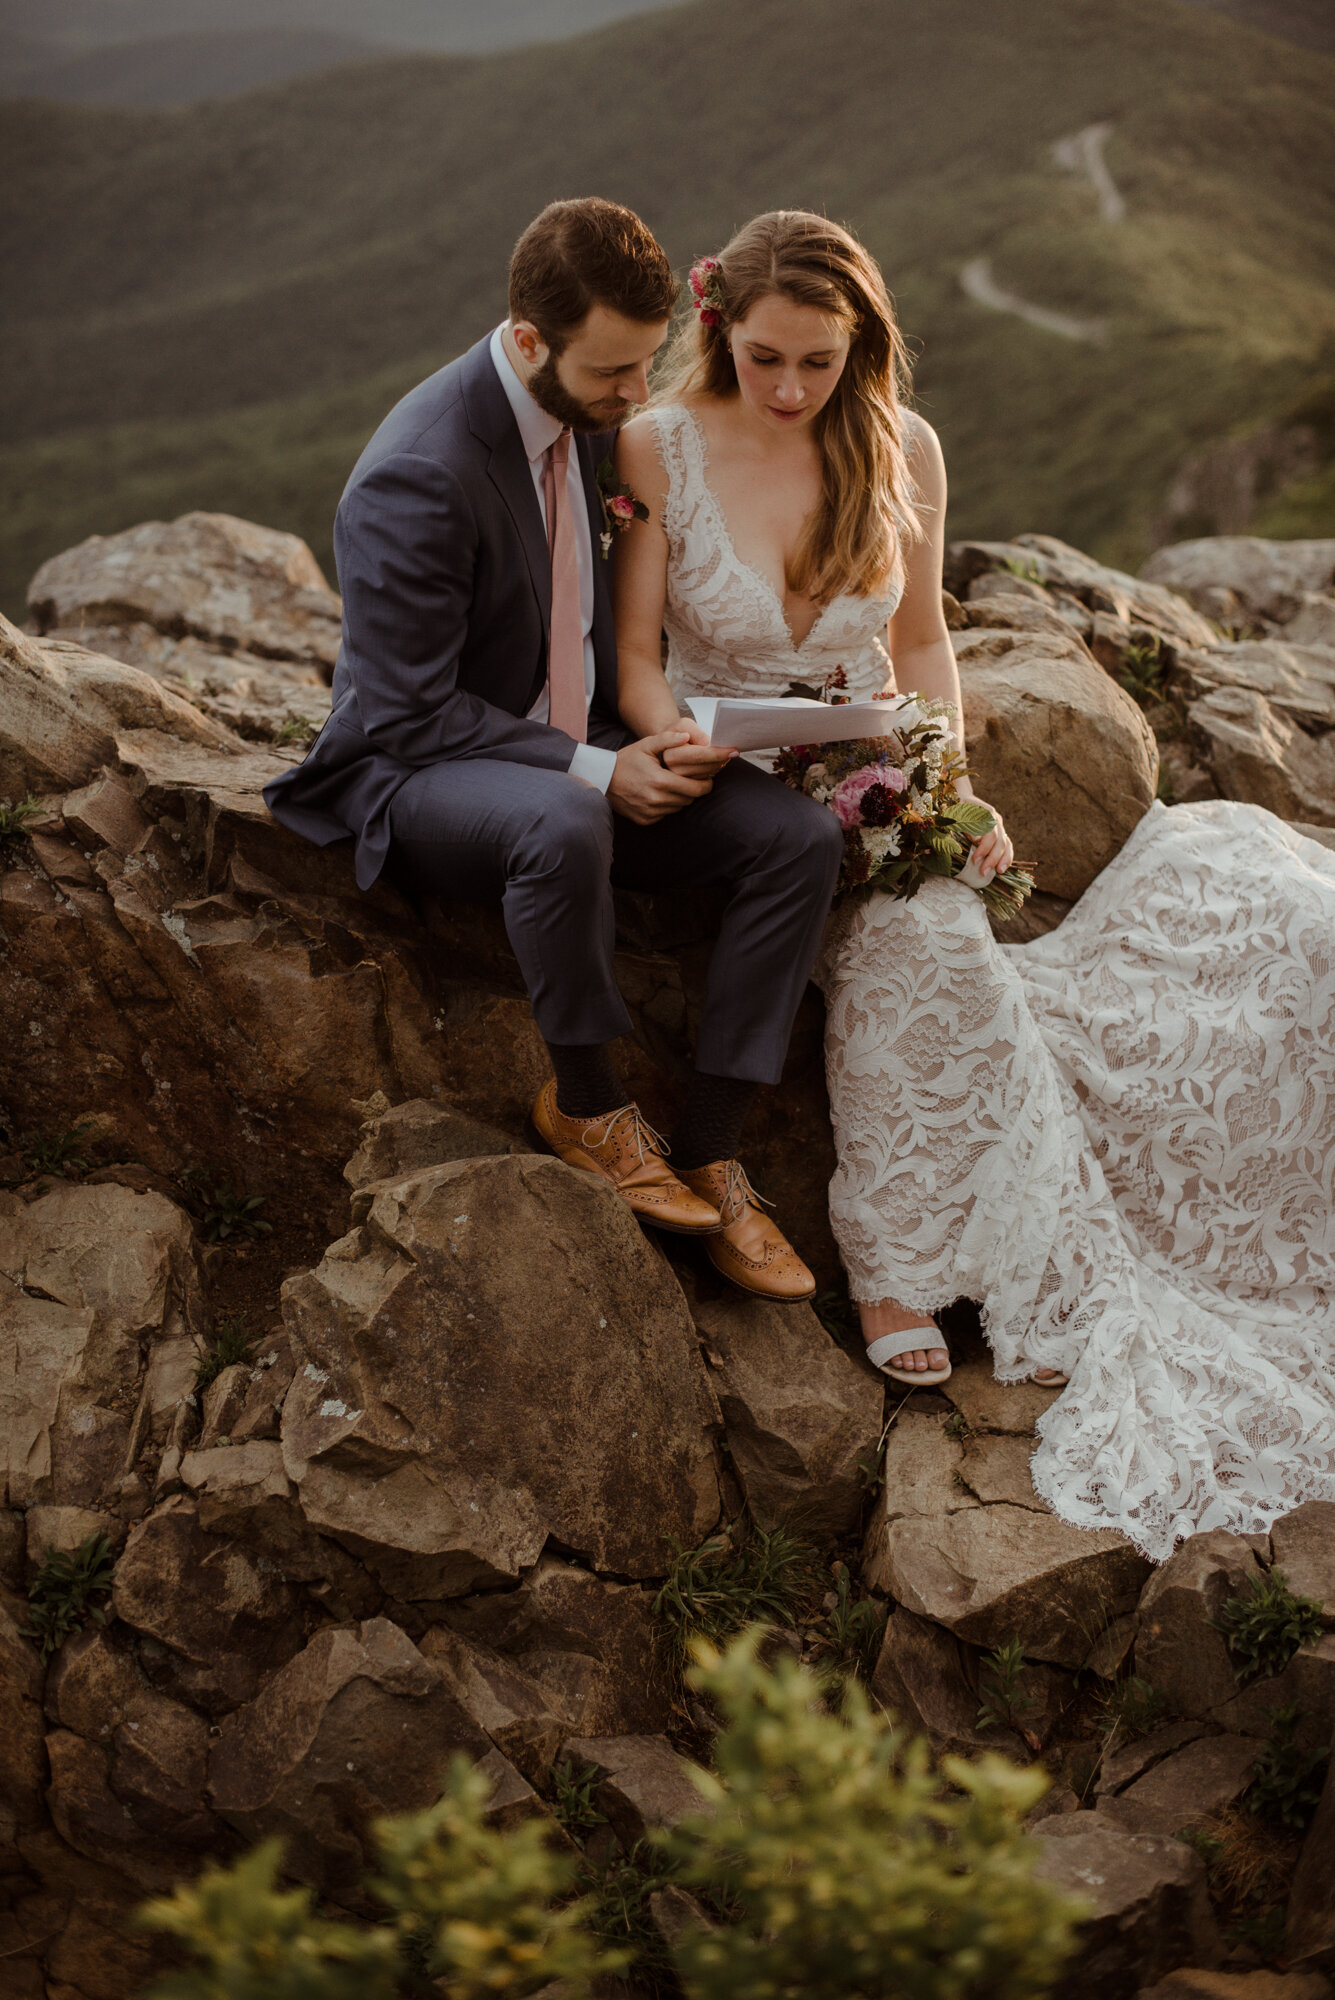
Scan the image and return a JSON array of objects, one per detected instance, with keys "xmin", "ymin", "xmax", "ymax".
[{"xmin": 819, "ymin": 802, "xmax": 1335, "ymax": 1560}]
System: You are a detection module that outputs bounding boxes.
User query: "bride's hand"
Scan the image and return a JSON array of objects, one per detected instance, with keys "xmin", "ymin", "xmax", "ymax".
[
  {"xmin": 608, "ymin": 728, "xmax": 720, "ymax": 825},
  {"xmin": 661, "ymin": 720, "xmax": 738, "ymax": 780},
  {"xmin": 967, "ymin": 799, "xmax": 1014, "ymax": 879}
]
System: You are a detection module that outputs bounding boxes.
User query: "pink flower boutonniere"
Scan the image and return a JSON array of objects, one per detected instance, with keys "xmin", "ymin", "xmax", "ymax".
[{"xmin": 595, "ymin": 457, "xmax": 649, "ymax": 559}]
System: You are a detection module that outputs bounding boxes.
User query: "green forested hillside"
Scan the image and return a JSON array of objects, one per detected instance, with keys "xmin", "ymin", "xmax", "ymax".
[{"xmin": 2, "ymin": 0, "xmax": 1333, "ymax": 612}]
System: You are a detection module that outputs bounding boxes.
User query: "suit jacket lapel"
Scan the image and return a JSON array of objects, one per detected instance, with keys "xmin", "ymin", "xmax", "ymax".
[{"xmin": 461, "ymin": 340, "xmax": 551, "ymax": 630}]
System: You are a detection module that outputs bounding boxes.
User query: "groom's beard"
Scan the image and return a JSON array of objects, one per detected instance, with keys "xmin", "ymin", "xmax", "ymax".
[{"xmin": 527, "ymin": 353, "xmax": 631, "ymax": 435}]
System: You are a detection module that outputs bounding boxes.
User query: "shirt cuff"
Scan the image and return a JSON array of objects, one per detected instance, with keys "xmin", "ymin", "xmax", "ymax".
[{"xmin": 568, "ymin": 742, "xmax": 618, "ymax": 794}]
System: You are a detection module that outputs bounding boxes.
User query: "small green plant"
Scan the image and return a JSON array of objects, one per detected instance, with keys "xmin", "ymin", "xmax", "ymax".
[
  {"xmin": 999, "ymin": 554, "xmax": 1044, "ymax": 586},
  {"xmin": 1212, "ymin": 1567, "xmax": 1324, "ymax": 1683},
  {"xmin": 275, "ymin": 714, "xmax": 318, "ymax": 746},
  {"xmin": 181, "ymin": 1167, "xmax": 273, "ymax": 1243},
  {"xmin": 1116, "ymin": 637, "xmax": 1170, "ymax": 711},
  {"xmin": 654, "ymin": 1525, "xmax": 819, "ymax": 1665},
  {"xmin": 1228, "ymin": 1902, "xmax": 1288, "ymax": 1961},
  {"xmin": 21, "ymin": 1119, "xmax": 95, "ymax": 1178},
  {"xmin": 548, "ymin": 1757, "xmax": 608, "ymax": 1840},
  {"xmin": 1096, "ymin": 1674, "xmax": 1167, "ymax": 1743},
  {"xmin": 1155, "ymin": 764, "xmax": 1179, "ymax": 805},
  {"xmin": 812, "ymin": 1564, "xmax": 888, "ymax": 1688},
  {"xmin": 976, "ymin": 1637, "xmax": 1041, "ymax": 1738},
  {"xmin": 1246, "ymin": 1705, "xmax": 1330, "ymax": 1830},
  {"xmin": 22, "ymin": 1533, "xmax": 117, "ymax": 1662},
  {"xmin": 0, "ymin": 793, "xmax": 41, "ymax": 847},
  {"xmin": 943, "ymin": 1410, "xmax": 972, "ymax": 1442},
  {"xmin": 193, "ymin": 1315, "xmax": 258, "ymax": 1395},
  {"xmin": 581, "ymin": 1843, "xmax": 678, "ymax": 1997}
]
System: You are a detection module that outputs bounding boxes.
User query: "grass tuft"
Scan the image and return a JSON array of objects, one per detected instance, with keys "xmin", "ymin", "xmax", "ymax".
[
  {"xmin": 22, "ymin": 1533, "xmax": 116, "ymax": 1662},
  {"xmin": 654, "ymin": 1525, "xmax": 820, "ymax": 1667},
  {"xmin": 193, "ymin": 1314, "xmax": 258, "ymax": 1395}
]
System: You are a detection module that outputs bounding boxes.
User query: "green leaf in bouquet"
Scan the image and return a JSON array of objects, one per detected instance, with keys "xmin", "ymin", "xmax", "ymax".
[{"xmin": 945, "ymin": 800, "xmax": 997, "ymax": 840}]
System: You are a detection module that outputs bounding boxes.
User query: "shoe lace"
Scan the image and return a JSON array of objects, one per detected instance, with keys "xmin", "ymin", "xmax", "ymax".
[
  {"xmin": 719, "ymin": 1158, "xmax": 774, "ymax": 1223},
  {"xmin": 579, "ymin": 1102, "xmax": 669, "ymax": 1168}
]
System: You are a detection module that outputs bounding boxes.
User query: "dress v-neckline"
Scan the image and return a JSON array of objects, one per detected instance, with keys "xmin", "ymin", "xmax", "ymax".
[{"xmin": 678, "ymin": 406, "xmax": 831, "ymax": 655}]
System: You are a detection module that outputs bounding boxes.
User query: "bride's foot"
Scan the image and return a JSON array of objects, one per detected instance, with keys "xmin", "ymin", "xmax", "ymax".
[
  {"xmin": 1031, "ymin": 1367, "xmax": 1069, "ymax": 1387},
  {"xmin": 859, "ymin": 1299, "xmax": 951, "ymax": 1387}
]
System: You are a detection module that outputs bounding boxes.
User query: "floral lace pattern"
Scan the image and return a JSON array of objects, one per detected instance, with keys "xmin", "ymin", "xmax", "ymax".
[{"xmin": 651, "ymin": 405, "xmax": 1335, "ymax": 1561}]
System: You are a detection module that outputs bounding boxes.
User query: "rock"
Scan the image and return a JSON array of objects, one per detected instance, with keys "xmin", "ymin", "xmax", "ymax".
[
  {"xmin": 1208, "ymin": 1631, "xmax": 1335, "ymax": 1747},
  {"xmin": 178, "ymin": 1440, "xmax": 380, "ymax": 1621},
  {"xmin": 879, "ymin": 1502, "xmax": 1149, "ymax": 1670},
  {"xmin": 941, "ymin": 1354, "xmax": 1058, "ymax": 1439},
  {"xmin": 208, "ymin": 1618, "xmax": 503, "ymax": 1902},
  {"xmin": 1286, "ymin": 1735, "xmax": 1335, "ymax": 1972},
  {"xmin": 0, "ymin": 1183, "xmax": 201, "ymax": 1510},
  {"xmin": 955, "ymin": 627, "xmax": 1158, "ymax": 899},
  {"xmin": 23, "ymin": 1506, "xmax": 121, "ymax": 1567},
  {"xmin": 1096, "ymin": 1733, "xmax": 1258, "ymax": 1837},
  {"xmin": 343, "ymin": 1096, "xmax": 526, "ymax": 1197},
  {"xmin": 563, "ymin": 1734, "xmax": 704, "ymax": 1847},
  {"xmin": 1140, "ymin": 537, "xmax": 1335, "ymax": 624},
  {"xmin": 1172, "ymin": 638, "xmax": 1335, "ymax": 733},
  {"xmin": 0, "ymin": 612, "xmax": 235, "ymax": 799},
  {"xmin": 1140, "ymin": 1974, "xmax": 1333, "ymax": 1998},
  {"xmin": 1098, "ymin": 1721, "xmax": 1209, "ymax": 1800},
  {"xmin": 964, "ymin": 579, "xmax": 1094, "ymax": 640},
  {"xmin": 1285, "ymin": 595, "xmax": 1335, "ymax": 649},
  {"xmin": 111, "ymin": 1494, "xmax": 308, "ymax": 1714},
  {"xmin": 869, "ymin": 1604, "xmax": 1056, "ymax": 1757},
  {"xmin": 1032, "ymin": 1812, "xmax": 1220, "ymax": 2000},
  {"xmin": 0, "ymin": 1594, "xmax": 46, "ymax": 1853},
  {"xmin": 862, "ymin": 1407, "xmax": 1147, "ymax": 1668},
  {"xmin": 415, "ymin": 1626, "xmax": 569, "ymax": 1783},
  {"xmin": 26, "ymin": 513, "xmax": 343, "ymax": 743},
  {"xmin": 279, "ymin": 1155, "xmax": 722, "ymax": 1598},
  {"xmin": 683, "ymin": 1271, "xmax": 882, "ymax": 1540},
  {"xmin": 42, "ymin": 1899, "xmax": 162, "ymax": 2000},
  {"xmin": 1269, "ymin": 1504, "xmax": 1335, "ymax": 1620},
  {"xmin": 648, "ymin": 1882, "xmax": 714, "ymax": 1950},
  {"xmin": 439, "ymin": 1556, "xmax": 669, "ymax": 1738},
  {"xmin": 947, "ymin": 535, "xmax": 1217, "ymax": 650},
  {"xmin": 196, "ymin": 1364, "xmax": 252, "ymax": 1450},
  {"xmin": 1136, "ymin": 1531, "xmax": 1272, "ymax": 1717}
]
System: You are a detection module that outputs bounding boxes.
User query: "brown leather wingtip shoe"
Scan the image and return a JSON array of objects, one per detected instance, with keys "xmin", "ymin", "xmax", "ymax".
[
  {"xmin": 678, "ymin": 1159, "xmax": 817, "ymax": 1304},
  {"xmin": 530, "ymin": 1080, "xmax": 721, "ymax": 1235}
]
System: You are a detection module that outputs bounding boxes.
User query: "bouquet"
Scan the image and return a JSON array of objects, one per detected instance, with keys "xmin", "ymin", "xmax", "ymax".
[{"xmin": 774, "ymin": 690, "xmax": 1035, "ymax": 922}]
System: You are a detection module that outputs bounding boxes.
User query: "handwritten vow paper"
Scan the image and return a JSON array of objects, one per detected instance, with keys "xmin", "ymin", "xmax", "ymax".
[{"xmin": 684, "ymin": 695, "xmax": 912, "ymax": 751}]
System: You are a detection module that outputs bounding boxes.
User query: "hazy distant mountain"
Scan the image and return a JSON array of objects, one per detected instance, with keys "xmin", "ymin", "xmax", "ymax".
[
  {"xmin": 0, "ymin": 26, "xmax": 379, "ymax": 103},
  {"xmin": 0, "ymin": 0, "xmax": 680, "ymax": 55}
]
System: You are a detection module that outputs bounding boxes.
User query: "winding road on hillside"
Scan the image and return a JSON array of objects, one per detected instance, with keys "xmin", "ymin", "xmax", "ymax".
[{"xmin": 959, "ymin": 122, "xmax": 1124, "ymax": 344}]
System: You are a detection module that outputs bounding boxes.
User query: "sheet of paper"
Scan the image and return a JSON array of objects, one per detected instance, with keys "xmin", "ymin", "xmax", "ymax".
[{"xmin": 684, "ymin": 695, "xmax": 912, "ymax": 751}]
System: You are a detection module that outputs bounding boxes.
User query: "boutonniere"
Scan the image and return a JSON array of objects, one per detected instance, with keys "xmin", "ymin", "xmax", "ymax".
[{"xmin": 595, "ymin": 457, "xmax": 649, "ymax": 559}]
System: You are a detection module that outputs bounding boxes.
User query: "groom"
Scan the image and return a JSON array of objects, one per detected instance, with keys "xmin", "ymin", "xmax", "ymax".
[{"xmin": 264, "ymin": 197, "xmax": 843, "ymax": 1304}]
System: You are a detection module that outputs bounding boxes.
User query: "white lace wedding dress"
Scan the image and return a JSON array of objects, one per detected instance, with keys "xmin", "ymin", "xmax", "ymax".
[{"xmin": 650, "ymin": 402, "xmax": 1335, "ymax": 1562}]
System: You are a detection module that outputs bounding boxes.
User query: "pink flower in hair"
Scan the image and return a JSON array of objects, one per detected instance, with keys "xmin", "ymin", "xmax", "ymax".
[{"xmin": 689, "ymin": 256, "xmax": 725, "ymax": 327}]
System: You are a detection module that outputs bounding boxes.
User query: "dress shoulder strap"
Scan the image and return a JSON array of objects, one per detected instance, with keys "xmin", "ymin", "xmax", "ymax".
[{"xmin": 645, "ymin": 404, "xmax": 704, "ymax": 544}]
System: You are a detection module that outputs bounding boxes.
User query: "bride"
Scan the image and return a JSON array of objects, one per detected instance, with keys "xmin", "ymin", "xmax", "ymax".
[{"xmin": 611, "ymin": 208, "xmax": 1335, "ymax": 1561}]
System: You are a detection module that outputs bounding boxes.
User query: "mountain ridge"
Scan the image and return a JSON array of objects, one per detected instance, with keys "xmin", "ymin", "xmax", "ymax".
[{"xmin": 3, "ymin": 0, "xmax": 1332, "ymax": 613}]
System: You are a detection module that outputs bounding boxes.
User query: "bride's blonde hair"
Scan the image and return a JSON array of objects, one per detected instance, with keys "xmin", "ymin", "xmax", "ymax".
[{"xmin": 652, "ymin": 210, "xmax": 924, "ymax": 603}]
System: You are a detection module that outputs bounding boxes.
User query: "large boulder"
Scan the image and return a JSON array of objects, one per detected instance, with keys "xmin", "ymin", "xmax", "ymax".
[
  {"xmin": 207, "ymin": 1618, "xmax": 507, "ymax": 1903},
  {"xmin": 682, "ymin": 1270, "xmax": 882, "ymax": 1540},
  {"xmin": 1140, "ymin": 537, "xmax": 1335, "ymax": 624},
  {"xmin": 1032, "ymin": 1812, "xmax": 1220, "ymax": 2000},
  {"xmin": 955, "ymin": 626, "xmax": 1159, "ymax": 901},
  {"xmin": 0, "ymin": 1183, "xmax": 201, "ymax": 1511},
  {"xmin": 279, "ymin": 1155, "xmax": 723, "ymax": 1598},
  {"xmin": 1185, "ymin": 685, "xmax": 1335, "ymax": 825},
  {"xmin": 26, "ymin": 512, "xmax": 342, "ymax": 743},
  {"xmin": 1095, "ymin": 1734, "xmax": 1259, "ymax": 1838}
]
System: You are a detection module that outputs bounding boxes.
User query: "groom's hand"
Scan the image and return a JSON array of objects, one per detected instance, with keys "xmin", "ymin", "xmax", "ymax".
[{"xmin": 608, "ymin": 728, "xmax": 719, "ymax": 825}]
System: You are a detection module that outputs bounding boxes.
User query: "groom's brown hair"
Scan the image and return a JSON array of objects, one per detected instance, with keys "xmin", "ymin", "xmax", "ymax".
[{"xmin": 509, "ymin": 198, "xmax": 677, "ymax": 353}]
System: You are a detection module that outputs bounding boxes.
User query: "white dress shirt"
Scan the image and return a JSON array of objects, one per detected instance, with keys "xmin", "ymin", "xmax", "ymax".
[{"xmin": 488, "ymin": 324, "xmax": 618, "ymax": 794}]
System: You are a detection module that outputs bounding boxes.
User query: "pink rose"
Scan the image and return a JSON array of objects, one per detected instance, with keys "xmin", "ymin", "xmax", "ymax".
[
  {"xmin": 831, "ymin": 763, "xmax": 907, "ymax": 828},
  {"xmin": 609, "ymin": 494, "xmax": 635, "ymax": 520}
]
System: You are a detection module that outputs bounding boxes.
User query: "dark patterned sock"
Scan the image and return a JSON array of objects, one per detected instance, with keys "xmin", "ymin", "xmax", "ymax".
[
  {"xmin": 546, "ymin": 1042, "xmax": 627, "ymax": 1120},
  {"xmin": 670, "ymin": 1072, "xmax": 758, "ymax": 1172}
]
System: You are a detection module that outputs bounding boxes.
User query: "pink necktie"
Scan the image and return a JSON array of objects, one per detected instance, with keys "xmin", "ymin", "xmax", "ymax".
[{"xmin": 542, "ymin": 431, "xmax": 587, "ymax": 742}]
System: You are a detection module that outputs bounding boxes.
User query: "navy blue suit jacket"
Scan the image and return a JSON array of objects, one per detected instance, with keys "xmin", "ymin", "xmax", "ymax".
[{"xmin": 263, "ymin": 335, "xmax": 624, "ymax": 889}]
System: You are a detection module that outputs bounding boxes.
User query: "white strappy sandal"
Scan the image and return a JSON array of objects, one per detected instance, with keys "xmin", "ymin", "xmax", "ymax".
[{"xmin": 865, "ymin": 1328, "xmax": 952, "ymax": 1389}]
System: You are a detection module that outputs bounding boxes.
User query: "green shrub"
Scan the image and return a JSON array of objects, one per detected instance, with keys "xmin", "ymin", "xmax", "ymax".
[
  {"xmin": 1212, "ymin": 1568, "xmax": 1324, "ymax": 1683},
  {"xmin": 193, "ymin": 1315, "xmax": 258, "ymax": 1395},
  {"xmin": 1246, "ymin": 1705, "xmax": 1330, "ymax": 1830},
  {"xmin": 0, "ymin": 793, "xmax": 40, "ymax": 847},
  {"xmin": 662, "ymin": 1632, "xmax": 1082, "ymax": 2000},
  {"xmin": 976, "ymin": 1637, "xmax": 1040, "ymax": 1737},
  {"xmin": 137, "ymin": 1631, "xmax": 1085, "ymax": 2000},
  {"xmin": 22, "ymin": 1532, "xmax": 116, "ymax": 1662}
]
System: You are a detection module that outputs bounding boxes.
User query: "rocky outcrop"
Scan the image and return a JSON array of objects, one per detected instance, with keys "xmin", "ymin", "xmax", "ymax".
[
  {"xmin": 1140, "ymin": 538, "xmax": 1335, "ymax": 626},
  {"xmin": 26, "ymin": 513, "xmax": 341, "ymax": 744},
  {"xmin": 4, "ymin": 513, "xmax": 1332, "ymax": 1999}
]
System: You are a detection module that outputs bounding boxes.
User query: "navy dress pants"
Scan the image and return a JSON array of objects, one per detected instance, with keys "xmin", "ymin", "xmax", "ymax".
[{"xmin": 386, "ymin": 755, "xmax": 843, "ymax": 1086}]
